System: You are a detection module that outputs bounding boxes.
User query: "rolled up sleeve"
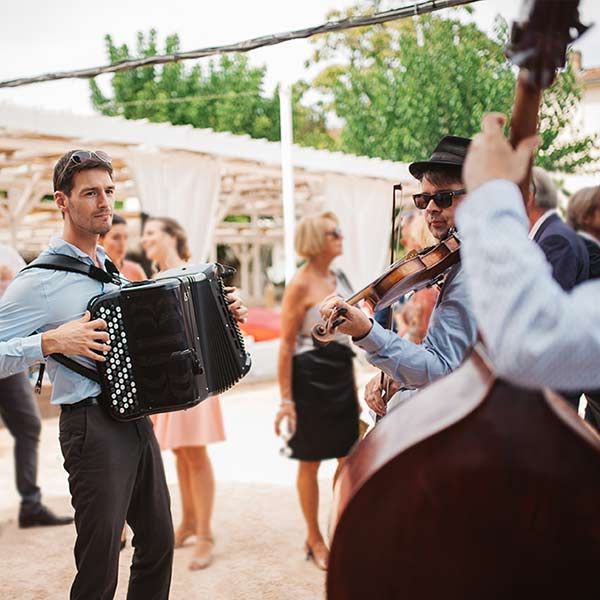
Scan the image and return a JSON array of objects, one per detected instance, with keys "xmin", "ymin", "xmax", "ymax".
[{"xmin": 0, "ymin": 272, "xmax": 48, "ymax": 378}]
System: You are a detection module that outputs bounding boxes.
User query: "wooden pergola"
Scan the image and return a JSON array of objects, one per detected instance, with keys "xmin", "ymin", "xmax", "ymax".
[{"xmin": 0, "ymin": 103, "xmax": 416, "ymax": 304}]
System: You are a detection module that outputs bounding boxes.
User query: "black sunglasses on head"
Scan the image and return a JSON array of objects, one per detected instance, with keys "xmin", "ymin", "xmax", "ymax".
[{"xmin": 412, "ymin": 188, "xmax": 466, "ymax": 210}]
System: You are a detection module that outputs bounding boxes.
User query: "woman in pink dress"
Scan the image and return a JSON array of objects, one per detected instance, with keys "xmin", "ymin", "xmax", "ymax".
[{"xmin": 141, "ymin": 216, "xmax": 244, "ymax": 570}]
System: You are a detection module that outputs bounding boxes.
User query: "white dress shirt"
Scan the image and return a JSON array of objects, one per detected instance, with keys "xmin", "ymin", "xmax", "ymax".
[{"xmin": 456, "ymin": 179, "xmax": 600, "ymax": 391}]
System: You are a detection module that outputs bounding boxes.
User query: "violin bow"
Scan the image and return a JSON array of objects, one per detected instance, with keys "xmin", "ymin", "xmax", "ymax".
[{"xmin": 376, "ymin": 183, "xmax": 403, "ymax": 420}]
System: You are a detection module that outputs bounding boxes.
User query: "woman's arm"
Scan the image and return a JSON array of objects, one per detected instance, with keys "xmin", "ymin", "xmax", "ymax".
[{"xmin": 275, "ymin": 277, "xmax": 309, "ymax": 435}]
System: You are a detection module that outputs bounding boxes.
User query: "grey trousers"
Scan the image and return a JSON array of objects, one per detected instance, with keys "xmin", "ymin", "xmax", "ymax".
[{"xmin": 0, "ymin": 371, "xmax": 42, "ymax": 510}]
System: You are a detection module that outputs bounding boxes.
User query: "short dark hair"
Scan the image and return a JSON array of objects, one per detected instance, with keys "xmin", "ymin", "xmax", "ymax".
[
  {"xmin": 419, "ymin": 165, "xmax": 463, "ymax": 187},
  {"xmin": 53, "ymin": 150, "xmax": 113, "ymax": 196},
  {"xmin": 110, "ymin": 213, "xmax": 127, "ymax": 227}
]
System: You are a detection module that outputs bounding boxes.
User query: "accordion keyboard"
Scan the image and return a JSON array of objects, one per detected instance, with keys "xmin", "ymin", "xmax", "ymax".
[{"xmin": 97, "ymin": 300, "xmax": 140, "ymax": 418}]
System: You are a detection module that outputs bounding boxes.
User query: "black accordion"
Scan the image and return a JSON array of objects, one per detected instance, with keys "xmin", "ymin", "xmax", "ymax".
[{"xmin": 88, "ymin": 263, "xmax": 251, "ymax": 421}]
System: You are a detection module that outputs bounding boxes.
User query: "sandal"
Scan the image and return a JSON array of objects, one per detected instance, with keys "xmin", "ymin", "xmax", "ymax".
[{"xmin": 189, "ymin": 536, "xmax": 215, "ymax": 570}]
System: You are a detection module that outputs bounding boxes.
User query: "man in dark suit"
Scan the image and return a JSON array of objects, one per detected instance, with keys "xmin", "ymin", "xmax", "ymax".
[
  {"xmin": 566, "ymin": 185, "xmax": 600, "ymax": 430},
  {"xmin": 527, "ymin": 167, "xmax": 589, "ymax": 290},
  {"xmin": 526, "ymin": 167, "xmax": 590, "ymax": 414},
  {"xmin": 567, "ymin": 185, "xmax": 600, "ymax": 280}
]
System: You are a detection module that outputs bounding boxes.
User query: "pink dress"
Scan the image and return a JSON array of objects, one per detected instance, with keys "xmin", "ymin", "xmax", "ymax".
[
  {"xmin": 120, "ymin": 259, "xmax": 147, "ymax": 282},
  {"xmin": 150, "ymin": 263, "xmax": 227, "ymax": 450},
  {"xmin": 151, "ymin": 397, "xmax": 225, "ymax": 450}
]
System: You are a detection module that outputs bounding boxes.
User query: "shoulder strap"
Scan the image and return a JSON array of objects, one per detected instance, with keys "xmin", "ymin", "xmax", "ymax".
[
  {"xmin": 23, "ymin": 253, "xmax": 121, "ymax": 285},
  {"xmin": 335, "ymin": 269, "xmax": 354, "ymax": 295},
  {"xmin": 23, "ymin": 253, "xmax": 118, "ymax": 385},
  {"xmin": 50, "ymin": 353, "xmax": 101, "ymax": 384}
]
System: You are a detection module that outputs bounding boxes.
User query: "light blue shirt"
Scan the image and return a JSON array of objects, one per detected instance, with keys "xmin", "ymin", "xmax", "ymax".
[
  {"xmin": 354, "ymin": 262, "xmax": 477, "ymax": 406},
  {"xmin": 0, "ymin": 237, "xmax": 120, "ymax": 404},
  {"xmin": 456, "ymin": 179, "xmax": 600, "ymax": 391}
]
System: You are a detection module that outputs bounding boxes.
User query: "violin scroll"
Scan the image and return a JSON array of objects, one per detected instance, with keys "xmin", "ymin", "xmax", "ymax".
[{"xmin": 311, "ymin": 306, "xmax": 348, "ymax": 347}]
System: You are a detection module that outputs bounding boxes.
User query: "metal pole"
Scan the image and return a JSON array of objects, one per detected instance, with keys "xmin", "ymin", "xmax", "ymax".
[{"xmin": 279, "ymin": 82, "xmax": 296, "ymax": 285}]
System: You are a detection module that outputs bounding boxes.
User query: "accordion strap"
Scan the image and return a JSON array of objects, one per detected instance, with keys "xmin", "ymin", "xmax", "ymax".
[
  {"xmin": 24, "ymin": 252, "xmax": 121, "ymax": 385},
  {"xmin": 23, "ymin": 253, "xmax": 121, "ymax": 285},
  {"xmin": 50, "ymin": 353, "xmax": 101, "ymax": 384}
]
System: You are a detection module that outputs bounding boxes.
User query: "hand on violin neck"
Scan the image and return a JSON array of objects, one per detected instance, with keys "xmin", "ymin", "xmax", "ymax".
[
  {"xmin": 319, "ymin": 295, "xmax": 372, "ymax": 339},
  {"xmin": 463, "ymin": 113, "xmax": 539, "ymax": 193}
]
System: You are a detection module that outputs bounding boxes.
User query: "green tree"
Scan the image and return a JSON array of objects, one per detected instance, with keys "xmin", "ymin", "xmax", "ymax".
[
  {"xmin": 90, "ymin": 30, "xmax": 335, "ymax": 149},
  {"xmin": 308, "ymin": 2, "xmax": 596, "ymax": 172}
]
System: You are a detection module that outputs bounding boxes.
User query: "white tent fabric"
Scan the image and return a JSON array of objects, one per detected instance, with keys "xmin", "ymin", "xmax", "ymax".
[
  {"xmin": 323, "ymin": 174, "xmax": 393, "ymax": 291},
  {"xmin": 127, "ymin": 150, "xmax": 221, "ymax": 261}
]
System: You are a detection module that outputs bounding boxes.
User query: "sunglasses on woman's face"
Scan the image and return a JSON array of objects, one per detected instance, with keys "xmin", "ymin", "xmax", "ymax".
[
  {"xmin": 412, "ymin": 188, "xmax": 466, "ymax": 210},
  {"xmin": 324, "ymin": 227, "xmax": 343, "ymax": 240}
]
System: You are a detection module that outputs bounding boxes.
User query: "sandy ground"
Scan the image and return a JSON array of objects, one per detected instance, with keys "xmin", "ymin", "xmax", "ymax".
[{"xmin": 0, "ymin": 367, "xmax": 376, "ymax": 600}]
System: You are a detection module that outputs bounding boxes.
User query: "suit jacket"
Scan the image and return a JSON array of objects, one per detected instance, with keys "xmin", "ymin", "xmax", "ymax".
[
  {"xmin": 579, "ymin": 234, "xmax": 600, "ymax": 280},
  {"xmin": 533, "ymin": 212, "xmax": 590, "ymax": 291}
]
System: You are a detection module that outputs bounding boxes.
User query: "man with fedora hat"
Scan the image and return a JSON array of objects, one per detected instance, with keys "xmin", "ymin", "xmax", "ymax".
[{"xmin": 320, "ymin": 135, "xmax": 477, "ymax": 415}]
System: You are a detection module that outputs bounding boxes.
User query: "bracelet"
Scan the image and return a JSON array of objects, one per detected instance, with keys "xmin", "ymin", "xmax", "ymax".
[{"xmin": 280, "ymin": 399, "xmax": 294, "ymax": 406}]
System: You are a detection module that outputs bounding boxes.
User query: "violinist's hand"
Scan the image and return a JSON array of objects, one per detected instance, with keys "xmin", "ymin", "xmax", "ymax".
[
  {"xmin": 463, "ymin": 113, "xmax": 540, "ymax": 193},
  {"xmin": 319, "ymin": 295, "xmax": 372, "ymax": 339},
  {"xmin": 225, "ymin": 286, "xmax": 248, "ymax": 324},
  {"xmin": 364, "ymin": 374, "xmax": 401, "ymax": 417}
]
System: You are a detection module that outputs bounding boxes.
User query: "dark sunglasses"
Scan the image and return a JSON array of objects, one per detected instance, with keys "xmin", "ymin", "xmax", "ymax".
[
  {"xmin": 57, "ymin": 150, "xmax": 112, "ymax": 189},
  {"xmin": 324, "ymin": 227, "xmax": 343, "ymax": 240},
  {"xmin": 412, "ymin": 188, "xmax": 466, "ymax": 210}
]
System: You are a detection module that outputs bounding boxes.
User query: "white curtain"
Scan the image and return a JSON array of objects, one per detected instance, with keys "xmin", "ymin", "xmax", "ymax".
[
  {"xmin": 323, "ymin": 174, "xmax": 393, "ymax": 291},
  {"xmin": 127, "ymin": 150, "xmax": 221, "ymax": 261}
]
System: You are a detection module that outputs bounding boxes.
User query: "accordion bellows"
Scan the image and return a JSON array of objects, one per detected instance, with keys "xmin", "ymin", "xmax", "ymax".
[{"xmin": 88, "ymin": 263, "xmax": 251, "ymax": 421}]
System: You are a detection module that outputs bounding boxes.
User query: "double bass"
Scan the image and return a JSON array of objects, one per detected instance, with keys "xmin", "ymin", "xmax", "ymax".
[{"xmin": 326, "ymin": 2, "xmax": 600, "ymax": 599}]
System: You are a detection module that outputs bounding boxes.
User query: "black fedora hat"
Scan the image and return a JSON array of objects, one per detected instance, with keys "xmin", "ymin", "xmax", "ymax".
[{"xmin": 409, "ymin": 135, "xmax": 471, "ymax": 179}]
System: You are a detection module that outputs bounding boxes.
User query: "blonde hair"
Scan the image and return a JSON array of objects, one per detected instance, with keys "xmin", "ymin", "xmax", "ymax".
[
  {"xmin": 567, "ymin": 186, "xmax": 600, "ymax": 232},
  {"xmin": 295, "ymin": 211, "xmax": 339, "ymax": 260},
  {"xmin": 147, "ymin": 216, "xmax": 191, "ymax": 261},
  {"xmin": 409, "ymin": 212, "xmax": 436, "ymax": 249}
]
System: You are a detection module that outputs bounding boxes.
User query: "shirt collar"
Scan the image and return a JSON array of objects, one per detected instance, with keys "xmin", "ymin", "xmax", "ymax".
[
  {"xmin": 578, "ymin": 230, "xmax": 600, "ymax": 247},
  {"xmin": 528, "ymin": 209, "xmax": 559, "ymax": 240},
  {"xmin": 48, "ymin": 237, "xmax": 108, "ymax": 267}
]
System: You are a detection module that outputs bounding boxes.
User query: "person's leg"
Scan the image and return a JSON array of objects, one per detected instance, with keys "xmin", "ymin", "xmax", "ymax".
[
  {"xmin": 60, "ymin": 405, "xmax": 139, "ymax": 600},
  {"xmin": 333, "ymin": 456, "xmax": 347, "ymax": 489},
  {"xmin": 297, "ymin": 460, "xmax": 328, "ymax": 569},
  {"xmin": 126, "ymin": 416, "xmax": 174, "ymax": 600},
  {"xmin": 173, "ymin": 447, "xmax": 196, "ymax": 547},
  {"xmin": 0, "ymin": 373, "xmax": 42, "ymax": 511},
  {"xmin": 180, "ymin": 446, "xmax": 215, "ymax": 569}
]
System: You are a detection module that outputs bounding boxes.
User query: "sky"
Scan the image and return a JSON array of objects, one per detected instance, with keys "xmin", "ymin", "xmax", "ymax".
[{"xmin": 0, "ymin": 0, "xmax": 599, "ymax": 115}]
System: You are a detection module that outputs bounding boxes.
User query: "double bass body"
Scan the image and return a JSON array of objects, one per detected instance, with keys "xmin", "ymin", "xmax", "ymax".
[{"xmin": 327, "ymin": 348, "xmax": 600, "ymax": 599}]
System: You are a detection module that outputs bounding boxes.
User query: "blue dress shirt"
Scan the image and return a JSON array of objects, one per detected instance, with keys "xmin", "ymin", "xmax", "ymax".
[
  {"xmin": 0, "ymin": 237, "xmax": 120, "ymax": 404},
  {"xmin": 354, "ymin": 262, "xmax": 478, "ymax": 408},
  {"xmin": 456, "ymin": 179, "xmax": 600, "ymax": 391}
]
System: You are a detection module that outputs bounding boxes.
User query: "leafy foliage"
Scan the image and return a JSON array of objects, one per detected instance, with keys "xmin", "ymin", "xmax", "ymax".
[
  {"xmin": 90, "ymin": 30, "xmax": 334, "ymax": 148},
  {"xmin": 307, "ymin": 2, "xmax": 597, "ymax": 172}
]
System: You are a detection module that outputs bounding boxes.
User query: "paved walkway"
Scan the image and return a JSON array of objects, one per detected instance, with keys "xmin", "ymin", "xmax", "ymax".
[{"xmin": 0, "ymin": 367, "xmax": 376, "ymax": 599}]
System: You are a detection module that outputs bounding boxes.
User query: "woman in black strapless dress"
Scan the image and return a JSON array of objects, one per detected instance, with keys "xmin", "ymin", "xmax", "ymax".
[{"xmin": 274, "ymin": 211, "xmax": 359, "ymax": 571}]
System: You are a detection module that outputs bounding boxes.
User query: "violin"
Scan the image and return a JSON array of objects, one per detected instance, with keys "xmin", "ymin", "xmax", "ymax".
[
  {"xmin": 326, "ymin": 3, "xmax": 600, "ymax": 599},
  {"xmin": 312, "ymin": 231, "xmax": 460, "ymax": 345}
]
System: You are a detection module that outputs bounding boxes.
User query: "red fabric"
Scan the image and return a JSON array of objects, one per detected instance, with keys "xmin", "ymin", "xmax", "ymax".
[{"xmin": 239, "ymin": 307, "xmax": 281, "ymax": 341}]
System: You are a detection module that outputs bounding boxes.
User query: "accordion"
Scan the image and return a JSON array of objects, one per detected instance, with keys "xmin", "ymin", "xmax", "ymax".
[{"xmin": 88, "ymin": 263, "xmax": 251, "ymax": 421}]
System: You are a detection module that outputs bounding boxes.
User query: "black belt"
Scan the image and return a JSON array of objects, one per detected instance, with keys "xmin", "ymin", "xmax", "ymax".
[{"xmin": 61, "ymin": 397, "xmax": 100, "ymax": 412}]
